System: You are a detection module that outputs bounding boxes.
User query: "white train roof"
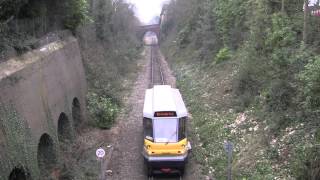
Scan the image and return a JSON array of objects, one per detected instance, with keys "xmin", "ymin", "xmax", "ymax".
[{"xmin": 143, "ymin": 85, "xmax": 188, "ymax": 118}]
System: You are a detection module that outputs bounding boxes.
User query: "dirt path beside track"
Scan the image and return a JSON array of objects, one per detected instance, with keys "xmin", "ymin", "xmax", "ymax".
[{"xmin": 107, "ymin": 46, "xmax": 204, "ymax": 180}]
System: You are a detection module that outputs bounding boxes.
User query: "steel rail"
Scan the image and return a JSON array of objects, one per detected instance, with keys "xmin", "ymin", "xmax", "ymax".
[
  {"xmin": 159, "ymin": 55, "xmax": 165, "ymax": 85},
  {"xmin": 151, "ymin": 47, "xmax": 154, "ymax": 86},
  {"xmin": 150, "ymin": 45, "xmax": 165, "ymax": 86},
  {"xmin": 156, "ymin": 47, "xmax": 165, "ymax": 85}
]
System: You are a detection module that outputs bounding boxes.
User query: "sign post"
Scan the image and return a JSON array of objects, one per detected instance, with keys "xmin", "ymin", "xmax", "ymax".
[
  {"xmin": 96, "ymin": 147, "xmax": 106, "ymax": 180},
  {"xmin": 224, "ymin": 141, "xmax": 233, "ymax": 180}
]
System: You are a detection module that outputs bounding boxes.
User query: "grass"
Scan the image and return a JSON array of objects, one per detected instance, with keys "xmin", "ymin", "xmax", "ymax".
[
  {"xmin": 171, "ymin": 56, "xmax": 239, "ymax": 179},
  {"xmin": 161, "ymin": 42, "xmax": 319, "ymax": 179}
]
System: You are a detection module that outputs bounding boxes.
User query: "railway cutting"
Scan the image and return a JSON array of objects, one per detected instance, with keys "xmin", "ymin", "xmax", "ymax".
[{"xmin": 108, "ymin": 45, "xmax": 203, "ymax": 180}]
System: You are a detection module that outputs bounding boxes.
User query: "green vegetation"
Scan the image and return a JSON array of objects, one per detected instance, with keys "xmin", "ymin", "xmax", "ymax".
[
  {"xmin": 0, "ymin": 102, "xmax": 39, "ymax": 179},
  {"xmin": 0, "ymin": 0, "xmax": 90, "ymax": 60},
  {"xmin": 0, "ymin": 0, "xmax": 89, "ymax": 30},
  {"xmin": 79, "ymin": 0, "xmax": 141, "ymax": 129},
  {"xmin": 87, "ymin": 92, "xmax": 119, "ymax": 129},
  {"xmin": 1, "ymin": 0, "xmax": 140, "ymax": 179},
  {"xmin": 1, "ymin": 0, "xmax": 140, "ymax": 129},
  {"xmin": 299, "ymin": 56, "xmax": 320, "ymax": 109},
  {"xmin": 161, "ymin": 0, "xmax": 320, "ymax": 179},
  {"xmin": 214, "ymin": 47, "xmax": 232, "ymax": 64},
  {"xmin": 63, "ymin": 0, "xmax": 90, "ymax": 30}
]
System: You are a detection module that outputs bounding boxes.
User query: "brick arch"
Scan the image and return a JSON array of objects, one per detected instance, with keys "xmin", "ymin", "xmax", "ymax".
[
  {"xmin": 138, "ymin": 24, "xmax": 161, "ymax": 40},
  {"xmin": 72, "ymin": 97, "xmax": 82, "ymax": 132},
  {"xmin": 8, "ymin": 166, "xmax": 31, "ymax": 180},
  {"xmin": 57, "ymin": 112, "xmax": 73, "ymax": 142},
  {"xmin": 37, "ymin": 133, "xmax": 57, "ymax": 177}
]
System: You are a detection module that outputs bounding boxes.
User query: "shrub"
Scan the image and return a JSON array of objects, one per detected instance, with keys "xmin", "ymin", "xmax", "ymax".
[
  {"xmin": 177, "ymin": 25, "xmax": 192, "ymax": 48},
  {"xmin": 266, "ymin": 79, "xmax": 294, "ymax": 112},
  {"xmin": 214, "ymin": 47, "xmax": 232, "ymax": 64},
  {"xmin": 265, "ymin": 14, "xmax": 296, "ymax": 69},
  {"xmin": 87, "ymin": 92, "xmax": 119, "ymax": 129},
  {"xmin": 299, "ymin": 56, "xmax": 320, "ymax": 109},
  {"xmin": 265, "ymin": 14, "xmax": 296, "ymax": 49},
  {"xmin": 63, "ymin": 0, "xmax": 90, "ymax": 31},
  {"xmin": 232, "ymin": 45, "xmax": 264, "ymax": 109}
]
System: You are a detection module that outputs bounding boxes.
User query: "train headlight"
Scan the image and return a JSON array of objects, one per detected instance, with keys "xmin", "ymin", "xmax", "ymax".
[
  {"xmin": 181, "ymin": 144, "xmax": 187, "ymax": 150},
  {"xmin": 145, "ymin": 145, "xmax": 151, "ymax": 149}
]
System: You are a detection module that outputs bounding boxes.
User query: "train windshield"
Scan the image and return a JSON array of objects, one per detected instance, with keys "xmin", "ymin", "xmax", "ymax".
[{"xmin": 153, "ymin": 119, "xmax": 178, "ymax": 143}]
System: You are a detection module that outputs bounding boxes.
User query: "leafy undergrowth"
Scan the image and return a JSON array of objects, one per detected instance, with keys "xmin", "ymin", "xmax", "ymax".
[
  {"xmin": 160, "ymin": 0, "xmax": 320, "ymax": 178},
  {"xmin": 164, "ymin": 48, "xmax": 319, "ymax": 179},
  {"xmin": 87, "ymin": 92, "xmax": 119, "ymax": 129}
]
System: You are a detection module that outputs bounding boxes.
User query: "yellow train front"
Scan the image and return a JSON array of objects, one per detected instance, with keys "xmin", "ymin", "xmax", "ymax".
[{"xmin": 142, "ymin": 85, "xmax": 191, "ymax": 176}]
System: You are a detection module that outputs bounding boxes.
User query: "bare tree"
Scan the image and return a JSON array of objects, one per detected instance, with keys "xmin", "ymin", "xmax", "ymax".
[
  {"xmin": 281, "ymin": 0, "xmax": 285, "ymax": 13},
  {"xmin": 303, "ymin": 0, "xmax": 309, "ymax": 44}
]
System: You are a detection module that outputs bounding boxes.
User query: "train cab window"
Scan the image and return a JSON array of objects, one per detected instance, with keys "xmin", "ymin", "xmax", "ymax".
[
  {"xmin": 178, "ymin": 117, "xmax": 187, "ymax": 141},
  {"xmin": 153, "ymin": 118, "xmax": 178, "ymax": 143},
  {"xmin": 143, "ymin": 118, "xmax": 153, "ymax": 141}
]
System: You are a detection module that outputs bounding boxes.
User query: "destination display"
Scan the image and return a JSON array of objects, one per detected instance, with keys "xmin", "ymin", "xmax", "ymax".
[{"xmin": 154, "ymin": 111, "xmax": 177, "ymax": 117}]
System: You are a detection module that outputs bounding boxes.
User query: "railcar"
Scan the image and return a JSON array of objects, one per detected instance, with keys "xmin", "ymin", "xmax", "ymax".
[
  {"xmin": 143, "ymin": 35, "xmax": 158, "ymax": 46},
  {"xmin": 142, "ymin": 85, "xmax": 191, "ymax": 176}
]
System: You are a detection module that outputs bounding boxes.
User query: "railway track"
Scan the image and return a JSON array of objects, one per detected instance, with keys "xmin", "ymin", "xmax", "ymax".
[
  {"xmin": 148, "ymin": 46, "xmax": 183, "ymax": 180},
  {"xmin": 150, "ymin": 45, "xmax": 165, "ymax": 87}
]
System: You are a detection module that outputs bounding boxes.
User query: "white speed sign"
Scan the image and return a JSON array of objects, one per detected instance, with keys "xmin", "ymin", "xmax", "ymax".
[{"xmin": 96, "ymin": 148, "xmax": 105, "ymax": 158}]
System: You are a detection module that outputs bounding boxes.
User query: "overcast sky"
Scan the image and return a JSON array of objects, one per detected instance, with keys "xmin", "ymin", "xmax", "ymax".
[
  {"xmin": 310, "ymin": 0, "xmax": 317, "ymax": 5},
  {"xmin": 125, "ymin": 0, "xmax": 319, "ymax": 24},
  {"xmin": 125, "ymin": 0, "xmax": 170, "ymax": 24}
]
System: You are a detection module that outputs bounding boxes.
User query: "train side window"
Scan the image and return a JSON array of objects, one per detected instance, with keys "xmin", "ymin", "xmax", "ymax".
[
  {"xmin": 143, "ymin": 118, "xmax": 153, "ymax": 141},
  {"xmin": 178, "ymin": 117, "xmax": 186, "ymax": 141}
]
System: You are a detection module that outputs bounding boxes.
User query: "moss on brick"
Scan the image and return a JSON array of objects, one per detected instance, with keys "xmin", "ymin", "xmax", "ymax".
[{"xmin": 0, "ymin": 102, "xmax": 39, "ymax": 179}]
